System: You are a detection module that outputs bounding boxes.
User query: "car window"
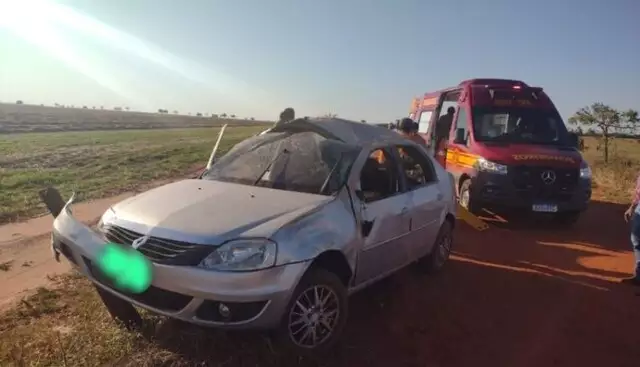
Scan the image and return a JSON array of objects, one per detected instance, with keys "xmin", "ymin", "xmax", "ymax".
[
  {"xmin": 395, "ymin": 145, "xmax": 437, "ymax": 190},
  {"xmin": 359, "ymin": 148, "xmax": 400, "ymax": 203},
  {"xmin": 203, "ymin": 131, "xmax": 360, "ymax": 195}
]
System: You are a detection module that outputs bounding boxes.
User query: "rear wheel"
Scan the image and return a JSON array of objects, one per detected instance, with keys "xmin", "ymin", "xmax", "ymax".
[
  {"xmin": 419, "ymin": 221, "xmax": 454, "ymax": 274},
  {"xmin": 94, "ymin": 285, "xmax": 142, "ymax": 330},
  {"xmin": 459, "ymin": 179, "xmax": 481, "ymax": 215},
  {"xmin": 275, "ymin": 268, "xmax": 348, "ymax": 355}
]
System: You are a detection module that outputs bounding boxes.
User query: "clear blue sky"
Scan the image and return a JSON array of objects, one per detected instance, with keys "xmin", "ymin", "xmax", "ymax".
[{"xmin": 1, "ymin": 0, "xmax": 638, "ymax": 122}]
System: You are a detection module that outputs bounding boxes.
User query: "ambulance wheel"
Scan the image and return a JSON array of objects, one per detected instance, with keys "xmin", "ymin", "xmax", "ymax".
[{"xmin": 459, "ymin": 179, "xmax": 481, "ymax": 215}]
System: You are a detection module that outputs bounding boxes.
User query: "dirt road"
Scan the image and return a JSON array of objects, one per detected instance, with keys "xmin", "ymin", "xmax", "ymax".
[
  {"xmin": 1, "ymin": 191, "xmax": 638, "ymax": 366},
  {"xmin": 0, "ymin": 178, "xmax": 179, "ymax": 311}
]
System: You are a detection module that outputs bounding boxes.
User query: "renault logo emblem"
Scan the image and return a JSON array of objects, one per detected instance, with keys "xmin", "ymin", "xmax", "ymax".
[
  {"xmin": 541, "ymin": 170, "xmax": 556, "ymax": 185},
  {"xmin": 131, "ymin": 235, "xmax": 150, "ymax": 250}
]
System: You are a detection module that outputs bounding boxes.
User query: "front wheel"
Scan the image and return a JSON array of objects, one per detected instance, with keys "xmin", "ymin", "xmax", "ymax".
[{"xmin": 275, "ymin": 268, "xmax": 348, "ymax": 355}]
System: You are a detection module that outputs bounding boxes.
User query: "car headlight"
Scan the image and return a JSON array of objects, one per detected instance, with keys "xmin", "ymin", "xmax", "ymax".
[
  {"xmin": 475, "ymin": 158, "xmax": 508, "ymax": 175},
  {"xmin": 580, "ymin": 165, "xmax": 592, "ymax": 179},
  {"xmin": 198, "ymin": 239, "xmax": 277, "ymax": 271}
]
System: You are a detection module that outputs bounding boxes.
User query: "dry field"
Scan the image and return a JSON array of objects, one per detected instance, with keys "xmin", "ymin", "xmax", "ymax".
[
  {"xmin": 1, "ymin": 128, "xmax": 640, "ymax": 366},
  {"xmin": 0, "ymin": 103, "xmax": 269, "ymax": 133}
]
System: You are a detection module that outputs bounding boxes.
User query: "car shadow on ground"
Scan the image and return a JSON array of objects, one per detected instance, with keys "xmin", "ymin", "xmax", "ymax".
[{"xmin": 131, "ymin": 206, "xmax": 640, "ymax": 366}]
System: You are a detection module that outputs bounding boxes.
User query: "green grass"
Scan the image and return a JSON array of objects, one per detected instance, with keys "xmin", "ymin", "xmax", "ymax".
[{"xmin": 0, "ymin": 126, "xmax": 265, "ymax": 224}]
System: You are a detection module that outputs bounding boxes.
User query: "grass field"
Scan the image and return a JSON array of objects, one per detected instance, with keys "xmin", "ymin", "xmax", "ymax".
[
  {"xmin": 581, "ymin": 136, "xmax": 640, "ymax": 203},
  {"xmin": 0, "ymin": 126, "xmax": 266, "ymax": 224},
  {"xmin": 0, "ymin": 103, "xmax": 270, "ymax": 133}
]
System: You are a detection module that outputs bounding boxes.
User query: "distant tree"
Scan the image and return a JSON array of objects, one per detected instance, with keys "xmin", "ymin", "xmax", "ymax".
[
  {"xmin": 196, "ymin": 112, "xmax": 202, "ymax": 117},
  {"xmin": 188, "ymin": 112, "xmax": 191, "ymax": 116},
  {"xmin": 211, "ymin": 114, "xmax": 219, "ymax": 119},
  {"xmin": 220, "ymin": 113, "xmax": 227, "ymax": 118},
  {"xmin": 100, "ymin": 106, "xmax": 104, "ymax": 110},
  {"xmin": 250, "ymin": 117, "xmax": 255, "ymax": 121},
  {"xmin": 173, "ymin": 110, "xmax": 179, "ymax": 114},
  {"xmin": 568, "ymin": 103, "xmax": 639, "ymax": 163},
  {"xmin": 125, "ymin": 106, "xmax": 130, "ymax": 111},
  {"xmin": 360, "ymin": 119, "xmax": 366, "ymax": 123},
  {"xmin": 92, "ymin": 106, "xmax": 96, "ymax": 109},
  {"xmin": 83, "ymin": 106, "xmax": 88, "ymax": 109},
  {"xmin": 54, "ymin": 103, "xmax": 60, "ymax": 107},
  {"xmin": 230, "ymin": 114, "xmax": 236, "ymax": 118},
  {"xmin": 16, "ymin": 100, "xmax": 23, "ymax": 105},
  {"xmin": 157, "ymin": 109, "xmax": 169, "ymax": 114},
  {"xmin": 40, "ymin": 104, "xmax": 44, "ymax": 106},
  {"xmin": 114, "ymin": 106, "xmax": 122, "ymax": 111}
]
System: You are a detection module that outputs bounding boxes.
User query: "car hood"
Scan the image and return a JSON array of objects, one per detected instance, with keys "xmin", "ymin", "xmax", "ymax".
[
  {"xmin": 475, "ymin": 143, "xmax": 583, "ymax": 168},
  {"xmin": 109, "ymin": 179, "xmax": 333, "ymax": 245}
]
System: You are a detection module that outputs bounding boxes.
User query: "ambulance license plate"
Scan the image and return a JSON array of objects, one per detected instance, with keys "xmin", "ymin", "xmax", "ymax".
[{"xmin": 532, "ymin": 204, "xmax": 558, "ymax": 213}]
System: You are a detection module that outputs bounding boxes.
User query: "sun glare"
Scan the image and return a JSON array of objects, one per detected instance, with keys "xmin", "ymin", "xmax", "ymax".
[{"xmin": 0, "ymin": 0, "xmax": 276, "ymax": 113}]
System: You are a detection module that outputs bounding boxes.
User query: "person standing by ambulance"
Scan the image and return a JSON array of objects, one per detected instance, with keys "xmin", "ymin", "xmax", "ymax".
[{"xmin": 623, "ymin": 175, "xmax": 640, "ymax": 286}]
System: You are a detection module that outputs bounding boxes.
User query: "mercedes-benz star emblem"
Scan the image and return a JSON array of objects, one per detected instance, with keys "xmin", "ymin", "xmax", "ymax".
[
  {"xmin": 541, "ymin": 170, "xmax": 556, "ymax": 185},
  {"xmin": 131, "ymin": 235, "xmax": 150, "ymax": 250}
]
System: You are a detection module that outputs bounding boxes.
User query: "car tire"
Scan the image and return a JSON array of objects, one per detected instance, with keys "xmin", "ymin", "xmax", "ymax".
[
  {"xmin": 555, "ymin": 210, "xmax": 581, "ymax": 228},
  {"xmin": 94, "ymin": 285, "xmax": 142, "ymax": 330},
  {"xmin": 419, "ymin": 220, "xmax": 454, "ymax": 274},
  {"xmin": 459, "ymin": 179, "xmax": 481, "ymax": 215},
  {"xmin": 275, "ymin": 268, "xmax": 348, "ymax": 355}
]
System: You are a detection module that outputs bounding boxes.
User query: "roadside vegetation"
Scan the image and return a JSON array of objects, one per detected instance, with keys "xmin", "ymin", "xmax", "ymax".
[{"xmin": 0, "ymin": 126, "xmax": 265, "ymax": 224}]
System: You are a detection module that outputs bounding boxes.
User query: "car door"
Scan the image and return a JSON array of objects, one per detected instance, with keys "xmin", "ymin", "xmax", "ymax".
[
  {"xmin": 353, "ymin": 147, "xmax": 412, "ymax": 286},
  {"xmin": 393, "ymin": 144, "xmax": 447, "ymax": 260}
]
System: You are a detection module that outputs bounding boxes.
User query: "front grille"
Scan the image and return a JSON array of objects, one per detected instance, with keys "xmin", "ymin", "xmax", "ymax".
[
  {"xmin": 84, "ymin": 257, "xmax": 192, "ymax": 312},
  {"xmin": 101, "ymin": 224, "xmax": 214, "ymax": 265},
  {"xmin": 510, "ymin": 166, "xmax": 579, "ymax": 201}
]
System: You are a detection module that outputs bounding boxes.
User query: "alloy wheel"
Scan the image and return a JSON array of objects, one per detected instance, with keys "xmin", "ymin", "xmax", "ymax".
[{"xmin": 287, "ymin": 285, "xmax": 340, "ymax": 349}]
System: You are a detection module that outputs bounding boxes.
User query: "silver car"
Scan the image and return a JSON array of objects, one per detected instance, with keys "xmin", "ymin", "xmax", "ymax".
[{"xmin": 44, "ymin": 117, "xmax": 457, "ymax": 354}]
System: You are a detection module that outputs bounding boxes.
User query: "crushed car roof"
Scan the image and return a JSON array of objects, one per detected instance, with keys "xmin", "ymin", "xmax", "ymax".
[{"xmin": 271, "ymin": 117, "xmax": 408, "ymax": 146}]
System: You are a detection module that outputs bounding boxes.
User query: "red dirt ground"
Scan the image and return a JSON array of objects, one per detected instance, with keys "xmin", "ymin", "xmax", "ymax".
[{"xmin": 330, "ymin": 200, "xmax": 638, "ymax": 367}]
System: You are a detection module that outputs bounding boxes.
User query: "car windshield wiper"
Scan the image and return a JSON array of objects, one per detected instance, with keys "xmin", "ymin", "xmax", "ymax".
[
  {"xmin": 319, "ymin": 153, "xmax": 344, "ymax": 195},
  {"xmin": 254, "ymin": 148, "xmax": 290, "ymax": 185}
]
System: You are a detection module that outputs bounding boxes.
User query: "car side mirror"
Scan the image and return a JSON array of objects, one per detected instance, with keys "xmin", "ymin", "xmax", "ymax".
[
  {"xmin": 568, "ymin": 132, "xmax": 579, "ymax": 148},
  {"xmin": 454, "ymin": 128, "xmax": 467, "ymax": 144}
]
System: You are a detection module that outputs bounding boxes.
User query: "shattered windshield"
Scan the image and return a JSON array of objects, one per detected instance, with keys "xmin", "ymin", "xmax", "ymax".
[
  {"xmin": 203, "ymin": 131, "xmax": 361, "ymax": 195},
  {"xmin": 472, "ymin": 107, "xmax": 571, "ymax": 146}
]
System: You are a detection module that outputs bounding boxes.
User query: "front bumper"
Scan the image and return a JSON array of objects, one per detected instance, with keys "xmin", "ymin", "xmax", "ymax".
[
  {"xmin": 51, "ymin": 206, "xmax": 310, "ymax": 330},
  {"xmin": 471, "ymin": 171, "xmax": 591, "ymax": 212}
]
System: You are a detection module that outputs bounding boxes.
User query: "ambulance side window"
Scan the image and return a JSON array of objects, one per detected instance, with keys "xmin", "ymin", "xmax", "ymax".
[
  {"xmin": 418, "ymin": 111, "xmax": 433, "ymax": 134},
  {"xmin": 453, "ymin": 107, "xmax": 469, "ymax": 144}
]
